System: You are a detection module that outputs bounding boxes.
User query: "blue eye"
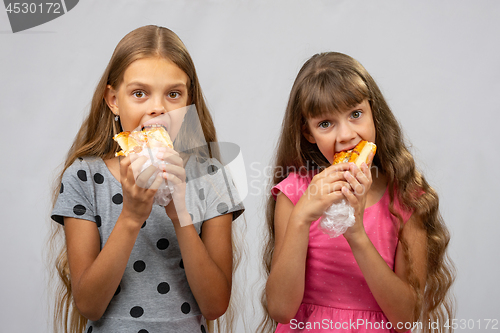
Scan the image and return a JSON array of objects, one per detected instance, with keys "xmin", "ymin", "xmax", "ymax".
[
  {"xmin": 351, "ymin": 110, "xmax": 362, "ymax": 119},
  {"xmin": 318, "ymin": 121, "xmax": 331, "ymax": 129}
]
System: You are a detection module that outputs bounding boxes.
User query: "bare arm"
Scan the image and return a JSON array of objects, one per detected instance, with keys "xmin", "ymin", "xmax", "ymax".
[
  {"xmin": 345, "ymin": 213, "xmax": 427, "ymax": 332},
  {"xmin": 65, "ymin": 155, "xmax": 163, "ymax": 321},
  {"xmin": 65, "ymin": 215, "xmax": 142, "ymax": 321},
  {"xmin": 171, "ymin": 213, "xmax": 233, "ymax": 320},
  {"xmin": 265, "ymin": 193, "xmax": 310, "ymax": 323},
  {"xmin": 343, "ymin": 161, "xmax": 427, "ymax": 332},
  {"xmin": 266, "ymin": 165, "xmax": 349, "ymax": 323},
  {"xmin": 158, "ymin": 149, "xmax": 233, "ymax": 320}
]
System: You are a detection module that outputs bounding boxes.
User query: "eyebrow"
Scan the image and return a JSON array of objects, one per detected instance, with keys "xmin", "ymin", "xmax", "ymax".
[{"xmin": 125, "ymin": 82, "xmax": 187, "ymax": 90}]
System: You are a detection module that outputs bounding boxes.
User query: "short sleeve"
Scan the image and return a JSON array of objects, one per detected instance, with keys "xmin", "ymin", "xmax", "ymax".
[
  {"xmin": 51, "ymin": 158, "xmax": 96, "ymax": 225},
  {"xmin": 271, "ymin": 172, "xmax": 312, "ymax": 206},
  {"xmin": 190, "ymin": 158, "xmax": 244, "ymax": 222}
]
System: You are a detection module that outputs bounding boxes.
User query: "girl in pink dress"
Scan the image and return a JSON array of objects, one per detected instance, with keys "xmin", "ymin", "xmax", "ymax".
[{"xmin": 260, "ymin": 53, "xmax": 455, "ymax": 333}]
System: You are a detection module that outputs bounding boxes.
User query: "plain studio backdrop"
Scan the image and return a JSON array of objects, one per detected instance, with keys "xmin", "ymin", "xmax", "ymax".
[{"xmin": 1, "ymin": 1, "xmax": 499, "ymax": 332}]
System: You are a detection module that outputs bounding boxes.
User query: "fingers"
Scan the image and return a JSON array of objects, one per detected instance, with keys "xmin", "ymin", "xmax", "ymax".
[
  {"xmin": 344, "ymin": 163, "xmax": 372, "ymax": 196},
  {"xmin": 327, "ymin": 190, "xmax": 345, "ymax": 204},
  {"xmin": 148, "ymin": 172, "xmax": 164, "ymax": 191},
  {"xmin": 130, "ymin": 154, "xmax": 149, "ymax": 177},
  {"xmin": 119, "ymin": 155, "xmax": 131, "ymax": 180},
  {"xmin": 121, "ymin": 148, "xmax": 187, "ymax": 198},
  {"xmin": 136, "ymin": 165, "xmax": 159, "ymax": 188},
  {"xmin": 342, "ymin": 185, "xmax": 359, "ymax": 205},
  {"xmin": 162, "ymin": 165, "xmax": 186, "ymax": 183},
  {"xmin": 309, "ymin": 165, "xmax": 353, "ymax": 198},
  {"xmin": 156, "ymin": 148, "xmax": 186, "ymax": 184},
  {"xmin": 119, "ymin": 153, "xmax": 163, "ymax": 191},
  {"xmin": 156, "ymin": 147, "xmax": 182, "ymax": 167},
  {"xmin": 366, "ymin": 151, "xmax": 375, "ymax": 167}
]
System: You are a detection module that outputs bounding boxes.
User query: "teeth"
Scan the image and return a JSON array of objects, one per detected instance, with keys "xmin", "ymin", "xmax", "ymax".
[{"xmin": 142, "ymin": 124, "xmax": 166, "ymax": 130}]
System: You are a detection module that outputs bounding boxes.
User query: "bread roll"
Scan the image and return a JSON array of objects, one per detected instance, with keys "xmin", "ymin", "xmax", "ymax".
[{"xmin": 113, "ymin": 125, "xmax": 173, "ymax": 157}]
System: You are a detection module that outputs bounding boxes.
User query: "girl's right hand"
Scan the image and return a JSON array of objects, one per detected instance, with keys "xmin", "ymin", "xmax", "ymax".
[
  {"xmin": 119, "ymin": 154, "xmax": 163, "ymax": 225},
  {"xmin": 292, "ymin": 163, "xmax": 352, "ymax": 224}
]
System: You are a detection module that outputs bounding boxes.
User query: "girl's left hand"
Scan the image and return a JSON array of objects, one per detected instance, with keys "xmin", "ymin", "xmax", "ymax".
[
  {"xmin": 342, "ymin": 152, "xmax": 374, "ymax": 239},
  {"xmin": 156, "ymin": 147, "xmax": 188, "ymax": 223}
]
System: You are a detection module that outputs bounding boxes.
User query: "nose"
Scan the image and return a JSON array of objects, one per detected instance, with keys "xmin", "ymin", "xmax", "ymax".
[
  {"xmin": 149, "ymin": 97, "xmax": 166, "ymax": 116},
  {"xmin": 337, "ymin": 121, "xmax": 356, "ymax": 143}
]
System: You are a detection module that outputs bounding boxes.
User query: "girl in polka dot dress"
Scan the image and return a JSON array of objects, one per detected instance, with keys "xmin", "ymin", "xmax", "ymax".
[
  {"xmin": 49, "ymin": 26, "xmax": 243, "ymax": 333},
  {"xmin": 260, "ymin": 53, "xmax": 454, "ymax": 333}
]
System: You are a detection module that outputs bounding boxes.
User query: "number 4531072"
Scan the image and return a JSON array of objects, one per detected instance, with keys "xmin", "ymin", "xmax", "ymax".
[{"xmin": 5, "ymin": 2, "xmax": 62, "ymax": 14}]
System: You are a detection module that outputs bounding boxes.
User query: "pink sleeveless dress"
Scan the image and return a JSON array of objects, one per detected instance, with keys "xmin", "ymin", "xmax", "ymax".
[{"xmin": 272, "ymin": 172, "xmax": 412, "ymax": 333}]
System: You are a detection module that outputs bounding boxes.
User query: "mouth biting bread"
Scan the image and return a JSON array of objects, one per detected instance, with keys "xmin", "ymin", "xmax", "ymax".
[
  {"xmin": 113, "ymin": 124, "xmax": 173, "ymax": 157},
  {"xmin": 332, "ymin": 140, "xmax": 377, "ymax": 167}
]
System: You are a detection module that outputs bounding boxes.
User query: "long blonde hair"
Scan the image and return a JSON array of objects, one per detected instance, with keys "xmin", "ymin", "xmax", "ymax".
[
  {"xmin": 48, "ymin": 25, "xmax": 241, "ymax": 333},
  {"xmin": 258, "ymin": 52, "xmax": 455, "ymax": 332}
]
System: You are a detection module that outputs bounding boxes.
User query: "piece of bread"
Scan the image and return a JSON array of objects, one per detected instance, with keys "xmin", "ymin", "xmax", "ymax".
[
  {"xmin": 332, "ymin": 140, "xmax": 376, "ymax": 167},
  {"xmin": 113, "ymin": 125, "xmax": 173, "ymax": 157}
]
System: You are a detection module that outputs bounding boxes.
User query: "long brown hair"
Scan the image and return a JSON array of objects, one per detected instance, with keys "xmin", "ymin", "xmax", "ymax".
[
  {"xmin": 48, "ymin": 25, "xmax": 239, "ymax": 333},
  {"xmin": 258, "ymin": 52, "xmax": 455, "ymax": 332}
]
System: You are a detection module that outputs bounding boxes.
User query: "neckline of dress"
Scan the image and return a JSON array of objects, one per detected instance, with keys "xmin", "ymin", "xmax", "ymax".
[{"xmin": 364, "ymin": 183, "xmax": 389, "ymax": 211}]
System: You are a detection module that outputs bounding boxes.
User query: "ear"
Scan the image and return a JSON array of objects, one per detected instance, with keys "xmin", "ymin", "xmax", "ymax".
[
  {"xmin": 302, "ymin": 123, "xmax": 316, "ymax": 144},
  {"xmin": 104, "ymin": 85, "xmax": 119, "ymax": 115}
]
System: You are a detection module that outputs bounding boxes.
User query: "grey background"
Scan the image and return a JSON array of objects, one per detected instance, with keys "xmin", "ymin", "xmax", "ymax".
[{"xmin": 1, "ymin": 1, "xmax": 499, "ymax": 332}]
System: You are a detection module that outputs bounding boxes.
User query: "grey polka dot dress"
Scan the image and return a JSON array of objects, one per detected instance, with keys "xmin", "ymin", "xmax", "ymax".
[{"xmin": 52, "ymin": 156, "xmax": 244, "ymax": 333}]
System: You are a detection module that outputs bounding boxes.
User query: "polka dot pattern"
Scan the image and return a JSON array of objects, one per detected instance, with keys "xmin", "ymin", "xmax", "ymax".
[
  {"xmin": 156, "ymin": 238, "xmax": 169, "ymax": 250},
  {"xmin": 157, "ymin": 282, "xmax": 170, "ymax": 294},
  {"xmin": 93, "ymin": 173, "xmax": 104, "ymax": 184},
  {"xmin": 134, "ymin": 260, "xmax": 146, "ymax": 272},
  {"xmin": 130, "ymin": 306, "xmax": 144, "ymax": 318},
  {"xmin": 207, "ymin": 164, "xmax": 218, "ymax": 175},
  {"xmin": 181, "ymin": 302, "xmax": 191, "ymax": 314},
  {"xmin": 217, "ymin": 202, "xmax": 228, "ymax": 214},
  {"xmin": 77, "ymin": 170, "xmax": 87, "ymax": 181},
  {"xmin": 95, "ymin": 215, "xmax": 102, "ymax": 228},
  {"xmin": 112, "ymin": 193, "xmax": 123, "ymax": 205},
  {"xmin": 73, "ymin": 205, "xmax": 86, "ymax": 216},
  {"xmin": 52, "ymin": 156, "xmax": 245, "ymax": 330}
]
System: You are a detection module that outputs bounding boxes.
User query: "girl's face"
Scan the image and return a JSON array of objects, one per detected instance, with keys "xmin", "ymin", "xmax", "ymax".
[
  {"xmin": 303, "ymin": 99, "xmax": 376, "ymax": 164},
  {"xmin": 105, "ymin": 57, "xmax": 189, "ymax": 139}
]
